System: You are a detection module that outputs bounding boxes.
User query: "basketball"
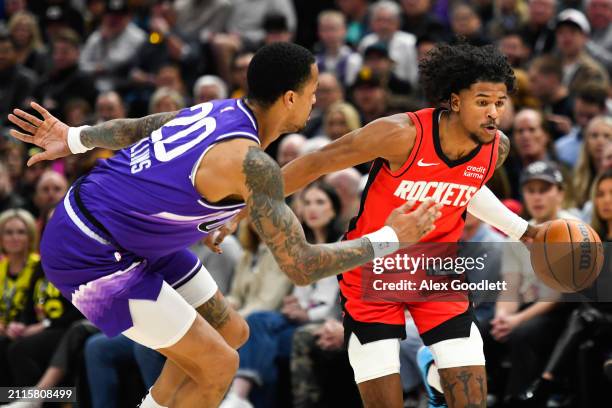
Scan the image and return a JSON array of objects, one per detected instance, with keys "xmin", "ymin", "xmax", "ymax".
[{"xmin": 530, "ymin": 219, "xmax": 605, "ymax": 293}]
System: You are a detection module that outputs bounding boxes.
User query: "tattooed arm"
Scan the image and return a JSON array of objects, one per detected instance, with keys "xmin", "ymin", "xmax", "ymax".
[
  {"xmin": 80, "ymin": 111, "xmax": 178, "ymax": 150},
  {"xmin": 7, "ymin": 101, "xmax": 178, "ymax": 166},
  {"xmin": 496, "ymin": 131, "xmax": 510, "ymax": 169},
  {"xmin": 239, "ymin": 145, "xmax": 439, "ymax": 286}
]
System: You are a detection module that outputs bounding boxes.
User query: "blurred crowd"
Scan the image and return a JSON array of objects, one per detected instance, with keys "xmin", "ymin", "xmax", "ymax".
[{"xmin": 0, "ymin": 0, "xmax": 610, "ymax": 407}]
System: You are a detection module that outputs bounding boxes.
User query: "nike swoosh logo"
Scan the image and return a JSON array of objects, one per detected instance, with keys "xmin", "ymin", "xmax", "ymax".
[{"xmin": 417, "ymin": 159, "xmax": 439, "ymax": 167}]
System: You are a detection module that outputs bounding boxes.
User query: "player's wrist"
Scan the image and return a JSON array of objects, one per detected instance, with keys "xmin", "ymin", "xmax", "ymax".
[
  {"xmin": 364, "ymin": 226, "xmax": 400, "ymax": 258},
  {"xmin": 67, "ymin": 125, "xmax": 93, "ymax": 154}
]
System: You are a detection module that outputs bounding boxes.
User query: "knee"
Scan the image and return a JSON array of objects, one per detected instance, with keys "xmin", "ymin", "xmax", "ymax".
[
  {"xmin": 232, "ymin": 317, "xmax": 249, "ymax": 349},
  {"xmin": 192, "ymin": 345, "xmax": 239, "ymax": 387}
]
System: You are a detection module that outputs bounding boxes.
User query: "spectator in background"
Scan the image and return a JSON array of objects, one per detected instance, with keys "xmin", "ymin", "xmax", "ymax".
[
  {"xmin": 314, "ymin": 10, "xmax": 362, "ymax": 88},
  {"xmin": 506, "ymin": 109, "xmax": 556, "ymax": 198},
  {"xmin": 277, "ymin": 133, "xmax": 306, "ymax": 167},
  {"xmin": 498, "ymin": 30, "xmax": 531, "ymax": 68},
  {"xmin": 528, "ymin": 54, "xmax": 573, "ymax": 139},
  {"xmin": 193, "ymin": 75, "xmax": 228, "ymax": 104},
  {"xmin": 84, "ymin": 333, "xmax": 166, "ymax": 408},
  {"xmin": 0, "ymin": 209, "xmax": 40, "ymax": 386},
  {"xmin": 521, "ymin": 0, "xmax": 557, "ymax": 55},
  {"xmin": 7, "ymin": 260, "xmax": 82, "ymax": 390},
  {"xmin": 351, "ymin": 68, "xmax": 390, "ymax": 124},
  {"xmin": 154, "ymin": 63, "xmax": 187, "ymax": 97},
  {"xmin": 94, "ymin": 90, "xmax": 125, "ymax": 122},
  {"xmin": 603, "ymin": 141, "xmax": 612, "ymax": 170},
  {"xmin": 262, "ymin": 13, "xmax": 293, "ymax": 45},
  {"xmin": 321, "ymin": 101, "xmax": 361, "ymax": 141},
  {"xmin": 79, "ymin": 0, "xmax": 146, "ymax": 92},
  {"xmin": 399, "ymin": 0, "xmax": 447, "ymax": 42},
  {"xmin": 324, "ymin": 167, "xmax": 362, "ymax": 228},
  {"xmin": 173, "ymin": 0, "xmax": 232, "ymax": 42},
  {"xmin": 210, "ymin": 0, "xmax": 296, "ymax": 82},
  {"xmin": 32, "ymin": 170, "xmax": 67, "ymax": 221},
  {"xmin": 586, "ymin": 0, "xmax": 612, "ymax": 54},
  {"xmin": 190, "ymin": 234, "xmax": 243, "ymax": 296},
  {"xmin": 359, "ymin": 0, "xmax": 418, "ymax": 87},
  {"xmin": 555, "ymin": 83, "xmax": 608, "ymax": 167},
  {"xmin": 0, "ymin": 32, "xmax": 37, "ymax": 127},
  {"xmin": 41, "ymin": 3, "xmax": 85, "ymax": 41},
  {"xmin": 487, "ymin": 0, "xmax": 529, "ymax": 40},
  {"xmin": 221, "ymin": 182, "xmax": 341, "ymax": 408},
  {"xmin": 335, "ymin": 0, "xmax": 370, "ymax": 47},
  {"xmin": 592, "ymin": 169, "xmax": 612, "ymax": 241},
  {"xmin": 361, "ymin": 42, "xmax": 412, "ymax": 104},
  {"xmin": 555, "ymin": 9, "xmax": 610, "ymax": 94},
  {"xmin": 7, "ymin": 11, "xmax": 48, "ymax": 77},
  {"xmin": 303, "ymin": 72, "xmax": 343, "ymax": 138},
  {"xmin": 225, "ymin": 220, "xmax": 293, "ymax": 317},
  {"xmin": 229, "ymin": 52, "xmax": 253, "ymax": 99},
  {"xmin": 129, "ymin": 0, "xmax": 202, "ymax": 102},
  {"xmin": 450, "ymin": 3, "xmax": 490, "ymax": 46},
  {"xmin": 33, "ymin": 28, "xmax": 97, "ymax": 121},
  {"xmin": 573, "ymin": 116, "xmax": 612, "ymax": 208},
  {"xmin": 4, "ymin": 139, "xmax": 25, "ymax": 191},
  {"xmin": 148, "ymin": 87, "xmax": 186, "ymax": 114},
  {"xmin": 486, "ymin": 161, "xmax": 575, "ymax": 403},
  {"xmin": 0, "ymin": 161, "xmax": 25, "ymax": 212}
]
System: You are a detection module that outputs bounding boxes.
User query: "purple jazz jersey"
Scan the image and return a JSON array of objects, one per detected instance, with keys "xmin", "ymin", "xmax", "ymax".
[
  {"xmin": 40, "ymin": 99, "xmax": 259, "ymax": 336},
  {"xmin": 80, "ymin": 99, "xmax": 259, "ymax": 259}
]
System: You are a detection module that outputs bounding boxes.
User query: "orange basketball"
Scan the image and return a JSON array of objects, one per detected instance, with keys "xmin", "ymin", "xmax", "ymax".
[{"xmin": 530, "ymin": 219, "xmax": 604, "ymax": 293}]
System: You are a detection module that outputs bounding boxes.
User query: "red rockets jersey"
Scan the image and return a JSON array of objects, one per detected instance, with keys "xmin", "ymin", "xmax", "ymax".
[{"xmin": 346, "ymin": 107, "xmax": 499, "ymax": 244}]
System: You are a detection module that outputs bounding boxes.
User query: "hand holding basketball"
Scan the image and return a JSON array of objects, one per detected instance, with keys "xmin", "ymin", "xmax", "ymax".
[{"xmin": 530, "ymin": 219, "xmax": 604, "ymax": 293}]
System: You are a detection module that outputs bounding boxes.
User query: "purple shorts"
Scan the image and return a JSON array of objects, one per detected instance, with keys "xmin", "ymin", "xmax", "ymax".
[{"xmin": 41, "ymin": 188, "xmax": 203, "ymax": 337}]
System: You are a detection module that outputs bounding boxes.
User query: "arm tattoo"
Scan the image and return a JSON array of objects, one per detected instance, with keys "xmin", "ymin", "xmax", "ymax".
[
  {"xmin": 80, "ymin": 111, "xmax": 178, "ymax": 150},
  {"xmin": 243, "ymin": 147, "xmax": 374, "ymax": 285},
  {"xmin": 496, "ymin": 131, "xmax": 510, "ymax": 169}
]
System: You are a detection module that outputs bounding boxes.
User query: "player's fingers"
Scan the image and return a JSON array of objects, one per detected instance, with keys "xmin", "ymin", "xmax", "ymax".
[
  {"xmin": 410, "ymin": 198, "xmax": 436, "ymax": 218},
  {"xmin": 26, "ymin": 151, "xmax": 52, "ymax": 167},
  {"xmin": 30, "ymin": 101, "xmax": 53, "ymax": 120},
  {"xmin": 9, "ymin": 129, "xmax": 35, "ymax": 144},
  {"xmin": 13, "ymin": 108, "xmax": 43, "ymax": 127},
  {"xmin": 8, "ymin": 114, "xmax": 37, "ymax": 134},
  {"xmin": 395, "ymin": 200, "xmax": 416, "ymax": 214}
]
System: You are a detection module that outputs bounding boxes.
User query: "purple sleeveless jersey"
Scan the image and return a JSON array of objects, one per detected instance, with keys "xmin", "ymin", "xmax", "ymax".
[
  {"xmin": 79, "ymin": 98, "xmax": 259, "ymax": 259},
  {"xmin": 40, "ymin": 99, "xmax": 260, "ymax": 336}
]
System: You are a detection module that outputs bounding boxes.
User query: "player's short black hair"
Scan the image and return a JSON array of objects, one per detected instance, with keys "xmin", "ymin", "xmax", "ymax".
[
  {"xmin": 247, "ymin": 42, "xmax": 316, "ymax": 108},
  {"xmin": 419, "ymin": 43, "xmax": 516, "ymax": 103}
]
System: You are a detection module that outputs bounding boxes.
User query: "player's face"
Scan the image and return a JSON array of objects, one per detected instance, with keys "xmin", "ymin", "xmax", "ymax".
[
  {"xmin": 455, "ymin": 82, "xmax": 508, "ymax": 144},
  {"xmin": 595, "ymin": 178, "xmax": 612, "ymax": 224},
  {"xmin": 1, "ymin": 217, "xmax": 29, "ymax": 255},
  {"xmin": 286, "ymin": 64, "xmax": 318, "ymax": 133},
  {"xmin": 302, "ymin": 187, "xmax": 336, "ymax": 232},
  {"xmin": 522, "ymin": 180, "xmax": 563, "ymax": 222}
]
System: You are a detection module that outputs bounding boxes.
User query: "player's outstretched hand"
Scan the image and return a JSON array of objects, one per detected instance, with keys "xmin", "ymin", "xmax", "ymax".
[
  {"xmin": 8, "ymin": 102, "xmax": 70, "ymax": 166},
  {"xmin": 385, "ymin": 198, "xmax": 441, "ymax": 244}
]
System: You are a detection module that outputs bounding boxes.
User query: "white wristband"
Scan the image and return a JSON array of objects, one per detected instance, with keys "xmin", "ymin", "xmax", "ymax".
[
  {"xmin": 67, "ymin": 125, "xmax": 93, "ymax": 154},
  {"xmin": 364, "ymin": 226, "xmax": 400, "ymax": 258}
]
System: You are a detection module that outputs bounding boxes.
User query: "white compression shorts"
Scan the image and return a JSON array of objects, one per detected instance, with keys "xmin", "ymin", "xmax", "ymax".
[{"xmin": 122, "ymin": 266, "xmax": 217, "ymax": 349}]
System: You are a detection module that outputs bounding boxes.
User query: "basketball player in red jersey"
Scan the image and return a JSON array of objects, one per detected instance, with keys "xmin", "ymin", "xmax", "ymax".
[{"xmin": 281, "ymin": 44, "xmax": 542, "ymax": 408}]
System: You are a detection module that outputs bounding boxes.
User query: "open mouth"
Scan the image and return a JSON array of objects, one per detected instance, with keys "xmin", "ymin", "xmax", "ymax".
[{"xmin": 483, "ymin": 124, "xmax": 497, "ymax": 135}]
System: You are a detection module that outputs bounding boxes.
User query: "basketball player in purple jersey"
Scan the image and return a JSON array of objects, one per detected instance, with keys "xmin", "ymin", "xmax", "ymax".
[{"xmin": 8, "ymin": 42, "xmax": 441, "ymax": 408}]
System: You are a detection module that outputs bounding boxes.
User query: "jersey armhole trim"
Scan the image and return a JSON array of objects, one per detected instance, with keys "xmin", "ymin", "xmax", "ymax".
[
  {"xmin": 380, "ymin": 111, "xmax": 423, "ymax": 178},
  {"xmin": 189, "ymin": 132, "xmax": 260, "ymax": 191}
]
